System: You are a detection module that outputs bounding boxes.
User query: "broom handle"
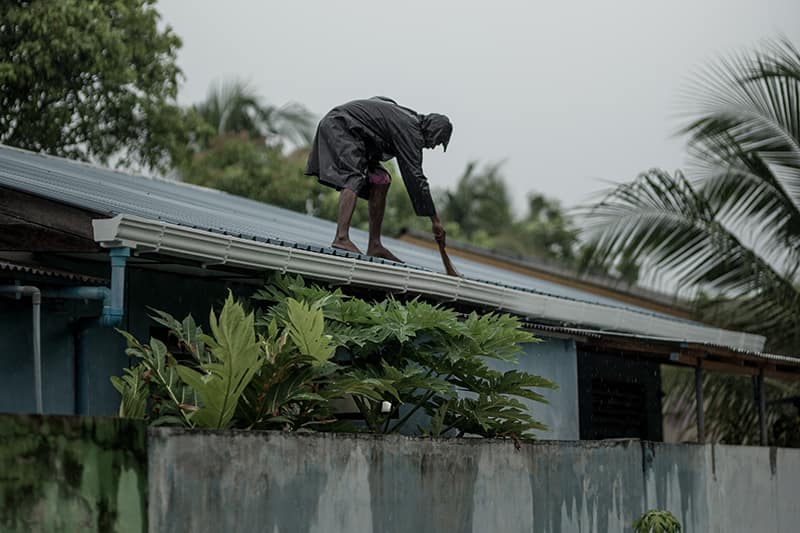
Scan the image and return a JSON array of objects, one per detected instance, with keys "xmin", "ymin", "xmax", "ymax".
[{"xmin": 437, "ymin": 240, "xmax": 460, "ymax": 277}]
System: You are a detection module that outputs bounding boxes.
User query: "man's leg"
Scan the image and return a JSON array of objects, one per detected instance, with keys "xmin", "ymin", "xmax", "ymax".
[
  {"xmin": 366, "ymin": 182, "xmax": 402, "ymax": 262},
  {"xmin": 332, "ymin": 189, "xmax": 362, "ymax": 253}
]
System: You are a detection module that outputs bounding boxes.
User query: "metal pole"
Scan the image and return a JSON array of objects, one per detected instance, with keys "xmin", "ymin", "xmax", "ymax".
[
  {"xmin": 758, "ymin": 368, "xmax": 767, "ymax": 446},
  {"xmin": 695, "ymin": 358, "xmax": 705, "ymax": 443}
]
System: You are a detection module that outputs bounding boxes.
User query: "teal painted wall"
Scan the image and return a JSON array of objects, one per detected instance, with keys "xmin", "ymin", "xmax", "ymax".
[
  {"xmin": 486, "ymin": 338, "xmax": 579, "ymax": 440},
  {"xmin": 0, "ymin": 260, "xmax": 252, "ymax": 416}
]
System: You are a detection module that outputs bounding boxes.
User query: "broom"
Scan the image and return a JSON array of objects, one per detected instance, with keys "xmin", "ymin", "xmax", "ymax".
[{"xmin": 437, "ymin": 240, "xmax": 460, "ymax": 277}]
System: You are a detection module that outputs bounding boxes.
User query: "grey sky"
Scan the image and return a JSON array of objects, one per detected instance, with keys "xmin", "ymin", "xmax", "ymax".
[{"xmin": 158, "ymin": 0, "xmax": 799, "ymax": 213}]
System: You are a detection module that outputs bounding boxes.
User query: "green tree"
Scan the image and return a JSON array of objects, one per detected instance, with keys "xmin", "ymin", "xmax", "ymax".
[
  {"xmin": 584, "ymin": 38, "xmax": 800, "ymax": 445},
  {"xmin": 495, "ymin": 193, "xmax": 580, "ymax": 264},
  {"xmin": 0, "ymin": 0, "xmax": 199, "ymax": 172},
  {"xmin": 193, "ymin": 79, "xmax": 314, "ymax": 149},
  {"xmin": 181, "ymin": 135, "xmax": 325, "ymax": 214},
  {"xmin": 441, "ymin": 162, "xmax": 514, "ymax": 238}
]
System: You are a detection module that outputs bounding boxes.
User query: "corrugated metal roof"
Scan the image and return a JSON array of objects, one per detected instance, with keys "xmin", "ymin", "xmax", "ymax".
[
  {"xmin": 523, "ymin": 323, "xmax": 800, "ymax": 367},
  {"xmin": 0, "ymin": 145, "xmax": 709, "ymax": 324},
  {"xmin": 0, "ymin": 260, "xmax": 107, "ymax": 284}
]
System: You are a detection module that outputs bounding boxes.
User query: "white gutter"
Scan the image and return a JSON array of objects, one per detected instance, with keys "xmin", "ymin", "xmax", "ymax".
[{"xmin": 92, "ymin": 215, "xmax": 767, "ymax": 353}]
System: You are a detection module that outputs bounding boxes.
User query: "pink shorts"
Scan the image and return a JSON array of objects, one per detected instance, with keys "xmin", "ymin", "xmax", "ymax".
[{"xmin": 369, "ymin": 168, "xmax": 392, "ymax": 185}]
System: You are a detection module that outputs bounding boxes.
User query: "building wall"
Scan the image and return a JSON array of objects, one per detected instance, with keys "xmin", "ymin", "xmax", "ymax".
[
  {"xmin": 486, "ymin": 338, "xmax": 579, "ymax": 440},
  {"xmin": 149, "ymin": 428, "xmax": 800, "ymax": 533},
  {"xmin": 0, "ymin": 262, "xmax": 251, "ymax": 416},
  {"xmin": 577, "ymin": 350, "xmax": 663, "ymax": 441},
  {"xmin": 1, "ymin": 255, "xmax": 581, "ymax": 433}
]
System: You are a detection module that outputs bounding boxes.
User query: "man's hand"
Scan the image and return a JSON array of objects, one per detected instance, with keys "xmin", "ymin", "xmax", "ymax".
[{"xmin": 431, "ymin": 214, "xmax": 446, "ymax": 246}]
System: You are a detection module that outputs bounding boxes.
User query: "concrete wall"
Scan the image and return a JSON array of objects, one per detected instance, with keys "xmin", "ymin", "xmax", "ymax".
[
  {"xmin": 0, "ymin": 414, "xmax": 147, "ymax": 533},
  {"xmin": 149, "ymin": 428, "xmax": 800, "ymax": 533}
]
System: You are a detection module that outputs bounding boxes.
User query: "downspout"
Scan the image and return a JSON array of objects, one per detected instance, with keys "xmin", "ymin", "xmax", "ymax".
[
  {"xmin": 0, "ymin": 285, "xmax": 43, "ymax": 414},
  {"xmin": 44, "ymin": 248, "xmax": 130, "ymax": 415}
]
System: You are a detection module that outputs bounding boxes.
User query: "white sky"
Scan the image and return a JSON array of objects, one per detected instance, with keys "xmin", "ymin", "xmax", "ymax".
[{"xmin": 158, "ymin": 0, "xmax": 800, "ymax": 214}]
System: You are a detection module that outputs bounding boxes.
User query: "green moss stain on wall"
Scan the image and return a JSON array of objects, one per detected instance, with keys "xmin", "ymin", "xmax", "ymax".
[{"xmin": 0, "ymin": 415, "xmax": 147, "ymax": 533}]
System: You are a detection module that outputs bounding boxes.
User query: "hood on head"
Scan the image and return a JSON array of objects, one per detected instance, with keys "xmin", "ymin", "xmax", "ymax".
[{"xmin": 421, "ymin": 113, "xmax": 453, "ymax": 152}]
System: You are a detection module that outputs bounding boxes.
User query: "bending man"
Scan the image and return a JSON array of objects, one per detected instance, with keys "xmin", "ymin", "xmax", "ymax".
[{"xmin": 306, "ymin": 96, "xmax": 453, "ymax": 262}]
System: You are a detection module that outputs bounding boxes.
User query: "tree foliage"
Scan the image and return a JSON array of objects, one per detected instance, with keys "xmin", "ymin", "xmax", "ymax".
[
  {"xmin": 662, "ymin": 366, "xmax": 800, "ymax": 447},
  {"xmin": 192, "ymin": 79, "xmax": 314, "ymax": 149},
  {"xmin": 583, "ymin": 38, "xmax": 800, "ymax": 353},
  {"xmin": 112, "ymin": 275, "xmax": 556, "ymax": 438},
  {"xmin": 0, "ymin": 0, "xmax": 199, "ymax": 172}
]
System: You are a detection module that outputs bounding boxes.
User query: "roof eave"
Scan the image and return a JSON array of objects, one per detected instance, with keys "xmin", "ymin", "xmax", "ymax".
[{"xmin": 93, "ymin": 214, "xmax": 767, "ymax": 353}]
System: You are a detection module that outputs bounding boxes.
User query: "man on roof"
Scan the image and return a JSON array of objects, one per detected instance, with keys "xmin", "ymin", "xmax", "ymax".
[{"xmin": 305, "ymin": 97, "xmax": 453, "ymax": 263}]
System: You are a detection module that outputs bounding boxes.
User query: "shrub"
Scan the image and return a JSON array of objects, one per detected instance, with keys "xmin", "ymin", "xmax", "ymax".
[{"xmin": 112, "ymin": 274, "xmax": 557, "ymax": 438}]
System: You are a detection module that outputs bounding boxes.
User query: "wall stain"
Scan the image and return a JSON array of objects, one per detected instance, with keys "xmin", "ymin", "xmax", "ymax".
[{"xmin": 0, "ymin": 414, "xmax": 147, "ymax": 533}]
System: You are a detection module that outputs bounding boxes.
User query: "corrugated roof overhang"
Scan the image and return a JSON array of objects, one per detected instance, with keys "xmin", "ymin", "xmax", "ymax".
[{"xmin": 93, "ymin": 214, "xmax": 767, "ymax": 353}]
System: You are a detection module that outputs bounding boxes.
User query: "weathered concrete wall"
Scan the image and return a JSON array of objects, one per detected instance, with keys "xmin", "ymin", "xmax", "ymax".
[
  {"xmin": 0, "ymin": 415, "xmax": 147, "ymax": 533},
  {"xmin": 148, "ymin": 428, "xmax": 800, "ymax": 533}
]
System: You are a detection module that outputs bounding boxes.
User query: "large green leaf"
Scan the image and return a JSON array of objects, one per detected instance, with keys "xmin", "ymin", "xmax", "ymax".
[
  {"xmin": 284, "ymin": 298, "xmax": 335, "ymax": 366},
  {"xmin": 176, "ymin": 292, "xmax": 262, "ymax": 429}
]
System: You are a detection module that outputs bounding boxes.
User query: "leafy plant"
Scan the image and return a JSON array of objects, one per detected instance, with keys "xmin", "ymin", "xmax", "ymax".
[
  {"xmin": 253, "ymin": 274, "xmax": 557, "ymax": 438},
  {"xmin": 173, "ymin": 294, "xmax": 262, "ymax": 429},
  {"xmin": 633, "ymin": 510, "xmax": 681, "ymax": 533},
  {"xmin": 112, "ymin": 276, "xmax": 556, "ymax": 439}
]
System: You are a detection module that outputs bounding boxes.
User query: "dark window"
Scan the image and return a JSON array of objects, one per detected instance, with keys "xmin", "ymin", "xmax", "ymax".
[
  {"xmin": 577, "ymin": 350, "xmax": 663, "ymax": 441},
  {"xmin": 589, "ymin": 378, "xmax": 647, "ymax": 439}
]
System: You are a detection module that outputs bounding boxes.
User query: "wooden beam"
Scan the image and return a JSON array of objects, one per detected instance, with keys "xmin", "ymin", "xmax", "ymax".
[
  {"xmin": 696, "ymin": 358, "xmax": 705, "ymax": 443},
  {"xmin": 0, "ymin": 222, "xmax": 99, "ymax": 252},
  {"xmin": 757, "ymin": 368, "xmax": 768, "ymax": 446},
  {"xmin": 0, "ymin": 187, "xmax": 99, "ymax": 237}
]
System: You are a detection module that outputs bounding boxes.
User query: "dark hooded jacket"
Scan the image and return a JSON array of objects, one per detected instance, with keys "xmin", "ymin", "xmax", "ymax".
[{"xmin": 305, "ymin": 97, "xmax": 452, "ymax": 217}]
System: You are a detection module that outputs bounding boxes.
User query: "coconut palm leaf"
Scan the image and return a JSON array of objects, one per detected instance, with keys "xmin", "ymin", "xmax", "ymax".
[
  {"xmin": 194, "ymin": 79, "xmax": 314, "ymax": 147},
  {"xmin": 585, "ymin": 169, "xmax": 800, "ymax": 349},
  {"xmin": 584, "ymin": 39, "xmax": 800, "ymax": 353},
  {"xmin": 680, "ymin": 39, "xmax": 800, "ymax": 259}
]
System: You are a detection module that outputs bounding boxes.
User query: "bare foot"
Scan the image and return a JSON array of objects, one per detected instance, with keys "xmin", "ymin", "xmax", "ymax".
[
  {"xmin": 332, "ymin": 237, "xmax": 363, "ymax": 254},
  {"xmin": 367, "ymin": 244, "xmax": 403, "ymax": 263}
]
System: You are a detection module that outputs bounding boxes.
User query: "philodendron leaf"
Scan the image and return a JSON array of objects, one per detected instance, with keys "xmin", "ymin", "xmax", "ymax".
[
  {"xmin": 285, "ymin": 298, "xmax": 334, "ymax": 366},
  {"xmin": 176, "ymin": 292, "xmax": 262, "ymax": 429}
]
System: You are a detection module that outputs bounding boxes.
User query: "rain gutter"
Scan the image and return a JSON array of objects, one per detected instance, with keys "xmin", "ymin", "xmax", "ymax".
[{"xmin": 92, "ymin": 215, "xmax": 766, "ymax": 353}]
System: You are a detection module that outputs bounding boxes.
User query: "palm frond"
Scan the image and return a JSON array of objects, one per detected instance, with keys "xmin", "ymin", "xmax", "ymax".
[
  {"xmin": 193, "ymin": 79, "xmax": 315, "ymax": 147},
  {"xmin": 680, "ymin": 39, "xmax": 800, "ymax": 239},
  {"xmin": 583, "ymin": 169, "xmax": 800, "ymax": 346}
]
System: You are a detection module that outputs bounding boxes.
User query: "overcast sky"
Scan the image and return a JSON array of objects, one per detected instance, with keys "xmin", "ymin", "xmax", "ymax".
[{"xmin": 158, "ymin": 0, "xmax": 799, "ymax": 213}]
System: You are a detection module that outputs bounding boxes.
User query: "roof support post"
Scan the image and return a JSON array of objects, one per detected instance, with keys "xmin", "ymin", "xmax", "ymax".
[
  {"xmin": 757, "ymin": 367, "xmax": 768, "ymax": 446},
  {"xmin": 695, "ymin": 357, "xmax": 705, "ymax": 444}
]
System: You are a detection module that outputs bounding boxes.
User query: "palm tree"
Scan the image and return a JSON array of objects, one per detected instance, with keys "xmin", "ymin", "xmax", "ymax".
[
  {"xmin": 584, "ymin": 38, "xmax": 800, "ymax": 354},
  {"xmin": 583, "ymin": 39, "xmax": 800, "ymax": 446},
  {"xmin": 193, "ymin": 79, "xmax": 315, "ymax": 148}
]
